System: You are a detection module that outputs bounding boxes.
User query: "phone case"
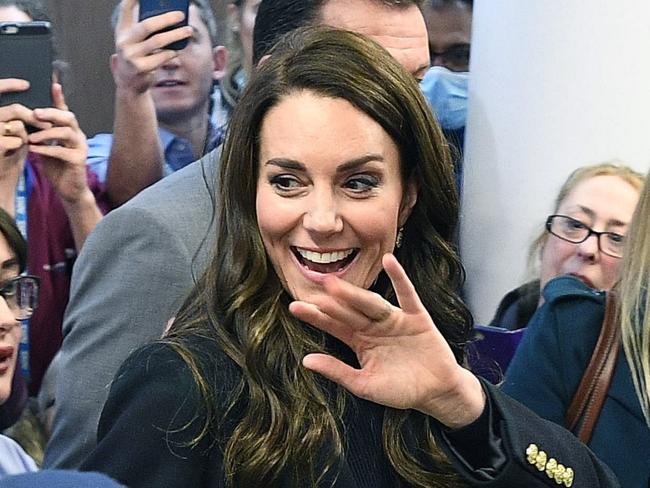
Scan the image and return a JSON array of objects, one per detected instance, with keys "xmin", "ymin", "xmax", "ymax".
[
  {"xmin": 139, "ymin": 0, "xmax": 190, "ymax": 51},
  {"xmin": 0, "ymin": 21, "xmax": 53, "ymax": 109}
]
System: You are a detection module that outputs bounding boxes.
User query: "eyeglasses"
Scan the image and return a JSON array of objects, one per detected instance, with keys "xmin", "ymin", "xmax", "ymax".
[
  {"xmin": 0, "ymin": 275, "xmax": 40, "ymax": 320},
  {"xmin": 431, "ymin": 44, "xmax": 470, "ymax": 72},
  {"xmin": 545, "ymin": 215, "xmax": 625, "ymax": 259}
]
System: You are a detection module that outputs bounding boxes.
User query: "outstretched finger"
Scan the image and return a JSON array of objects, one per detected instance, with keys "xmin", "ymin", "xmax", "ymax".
[
  {"xmin": 51, "ymin": 83, "xmax": 68, "ymax": 111},
  {"xmin": 289, "ymin": 301, "xmax": 354, "ymax": 344},
  {"xmin": 116, "ymin": 0, "xmax": 138, "ymax": 32},
  {"xmin": 382, "ymin": 253, "xmax": 424, "ymax": 314},
  {"xmin": 319, "ymin": 274, "xmax": 395, "ymax": 323},
  {"xmin": 0, "ymin": 78, "xmax": 29, "ymax": 95},
  {"xmin": 302, "ymin": 353, "xmax": 362, "ymax": 392}
]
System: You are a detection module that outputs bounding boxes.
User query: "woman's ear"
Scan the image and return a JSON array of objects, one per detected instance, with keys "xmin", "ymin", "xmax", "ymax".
[{"xmin": 398, "ymin": 179, "xmax": 418, "ymax": 227}]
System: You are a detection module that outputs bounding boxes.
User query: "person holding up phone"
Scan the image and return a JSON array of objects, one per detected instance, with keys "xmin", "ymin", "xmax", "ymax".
[
  {"xmin": 86, "ymin": 0, "xmax": 227, "ymax": 207},
  {"xmin": 0, "ymin": 0, "xmax": 108, "ymax": 425}
]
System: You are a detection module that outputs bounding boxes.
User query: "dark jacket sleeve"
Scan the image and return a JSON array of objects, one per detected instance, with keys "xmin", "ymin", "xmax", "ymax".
[
  {"xmin": 80, "ymin": 342, "xmax": 223, "ymax": 488},
  {"xmin": 437, "ymin": 379, "xmax": 619, "ymax": 487}
]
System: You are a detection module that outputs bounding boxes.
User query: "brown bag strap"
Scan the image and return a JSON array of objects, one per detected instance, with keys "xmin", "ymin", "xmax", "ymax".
[{"xmin": 565, "ymin": 290, "xmax": 621, "ymax": 443}]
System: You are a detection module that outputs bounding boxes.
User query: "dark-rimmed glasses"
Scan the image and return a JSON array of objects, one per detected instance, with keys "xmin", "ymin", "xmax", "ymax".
[
  {"xmin": 0, "ymin": 275, "xmax": 40, "ymax": 320},
  {"xmin": 545, "ymin": 215, "xmax": 625, "ymax": 259}
]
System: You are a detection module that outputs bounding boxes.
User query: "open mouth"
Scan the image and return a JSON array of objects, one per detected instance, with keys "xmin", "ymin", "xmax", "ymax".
[{"xmin": 292, "ymin": 247, "xmax": 358, "ymax": 274}]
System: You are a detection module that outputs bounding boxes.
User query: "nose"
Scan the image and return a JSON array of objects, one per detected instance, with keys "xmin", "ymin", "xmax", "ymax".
[
  {"xmin": 160, "ymin": 55, "xmax": 181, "ymax": 71},
  {"xmin": 431, "ymin": 54, "xmax": 445, "ymax": 68},
  {"xmin": 0, "ymin": 297, "xmax": 17, "ymax": 335},
  {"xmin": 302, "ymin": 191, "xmax": 343, "ymax": 236},
  {"xmin": 577, "ymin": 234, "xmax": 600, "ymax": 261}
]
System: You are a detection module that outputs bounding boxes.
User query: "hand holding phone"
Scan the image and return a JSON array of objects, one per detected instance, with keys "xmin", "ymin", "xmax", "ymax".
[
  {"xmin": 0, "ymin": 79, "xmax": 50, "ymax": 165},
  {"xmin": 138, "ymin": 0, "xmax": 190, "ymax": 51},
  {"xmin": 112, "ymin": 0, "xmax": 192, "ymax": 94},
  {"xmin": 27, "ymin": 83, "xmax": 91, "ymax": 205}
]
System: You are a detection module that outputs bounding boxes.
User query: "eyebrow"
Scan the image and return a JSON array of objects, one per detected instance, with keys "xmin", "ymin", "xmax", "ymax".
[
  {"xmin": 0, "ymin": 258, "xmax": 18, "ymax": 271},
  {"xmin": 576, "ymin": 206, "xmax": 628, "ymax": 228},
  {"xmin": 264, "ymin": 154, "xmax": 386, "ymax": 173}
]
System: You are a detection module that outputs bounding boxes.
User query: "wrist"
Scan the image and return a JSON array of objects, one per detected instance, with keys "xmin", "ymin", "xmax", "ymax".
[
  {"xmin": 421, "ymin": 368, "xmax": 487, "ymax": 429},
  {"xmin": 115, "ymin": 85, "xmax": 152, "ymax": 102},
  {"xmin": 60, "ymin": 186, "xmax": 95, "ymax": 210}
]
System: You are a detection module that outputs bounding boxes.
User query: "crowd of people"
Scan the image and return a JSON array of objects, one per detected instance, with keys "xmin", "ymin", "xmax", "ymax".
[{"xmin": 0, "ymin": 0, "xmax": 648, "ymax": 487}]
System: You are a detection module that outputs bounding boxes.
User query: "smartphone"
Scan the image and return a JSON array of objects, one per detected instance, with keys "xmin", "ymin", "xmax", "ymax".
[
  {"xmin": 139, "ymin": 0, "xmax": 190, "ymax": 51},
  {"xmin": 0, "ymin": 21, "xmax": 53, "ymax": 110}
]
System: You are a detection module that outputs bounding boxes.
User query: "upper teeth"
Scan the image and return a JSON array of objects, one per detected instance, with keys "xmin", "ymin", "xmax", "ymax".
[{"xmin": 297, "ymin": 248, "xmax": 354, "ymax": 264}]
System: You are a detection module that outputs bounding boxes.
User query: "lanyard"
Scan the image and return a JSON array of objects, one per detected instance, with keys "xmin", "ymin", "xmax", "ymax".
[{"xmin": 16, "ymin": 167, "xmax": 30, "ymax": 380}]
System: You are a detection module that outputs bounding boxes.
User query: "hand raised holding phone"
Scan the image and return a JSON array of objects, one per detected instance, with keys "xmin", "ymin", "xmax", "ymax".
[
  {"xmin": 0, "ymin": 78, "xmax": 50, "ymax": 165},
  {"xmin": 112, "ymin": 0, "xmax": 193, "ymax": 95},
  {"xmin": 28, "ymin": 83, "xmax": 90, "ymax": 205}
]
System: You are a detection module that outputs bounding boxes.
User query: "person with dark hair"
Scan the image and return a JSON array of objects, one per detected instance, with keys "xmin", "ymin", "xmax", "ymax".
[
  {"xmin": 48, "ymin": 0, "xmax": 445, "ymax": 469},
  {"xmin": 0, "ymin": 207, "xmax": 39, "ymax": 476},
  {"xmin": 253, "ymin": 0, "xmax": 429, "ymax": 80},
  {"xmin": 420, "ymin": 0, "xmax": 472, "ymax": 190},
  {"xmin": 0, "ymin": 1, "xmax": 107, "ymax": 409},
  {"xmin": 81, "ymin": 28, "xmax": 617, "ymax": 488},
  {"xmin": 218, "ymin": 0, "xmax": 260, "ymax": 115},
  {"xmin": 85, "ymin": 0, "xmax": 228, "ymax": 207}
]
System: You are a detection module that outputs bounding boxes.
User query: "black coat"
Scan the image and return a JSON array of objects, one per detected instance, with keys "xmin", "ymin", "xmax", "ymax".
[{"xmin": 81, "ymin": 336, "xmax": 618, "ymax": 487}]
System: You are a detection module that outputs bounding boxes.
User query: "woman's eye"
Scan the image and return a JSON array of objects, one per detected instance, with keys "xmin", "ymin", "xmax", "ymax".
[
  {"xmin": 345, "ymin": 175, "xmax": 379, "ymax": 192},
  {"xmin": 607, "ymin": 233, "xmax": 625, "ymax": 244},
  {"xmin": 567, "ymin": 219, "xmax": 587, "ymax": 230},
  {"xmin": 270, "ymin": 175, "xmax": 301, "ymax": 191},
  {"xmin": 0, "ymin": 281, "xmax": 16, "ymax": 297}
]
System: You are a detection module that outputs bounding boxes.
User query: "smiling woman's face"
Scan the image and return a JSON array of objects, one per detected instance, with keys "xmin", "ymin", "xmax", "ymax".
[
  {"xmin": 0, "ymin": 232, "xmax": 20, "ymax": 405},
  {"xmin": 255, "ymin": 90, "xmax": 416, "ymax": 301}
]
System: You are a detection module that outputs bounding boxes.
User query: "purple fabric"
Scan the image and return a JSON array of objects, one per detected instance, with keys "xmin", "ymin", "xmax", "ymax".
[
  {"xmin": 24, "ymin": 155, "xmax": 109, "ymax": 395},
  {"xmin": 467, "ymin": 325, "xmax": 526, "ymax": 384}
]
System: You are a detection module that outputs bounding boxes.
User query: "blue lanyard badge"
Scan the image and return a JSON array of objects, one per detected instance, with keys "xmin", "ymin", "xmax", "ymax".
[{"xmin": 16, "ymin": 167, "xmax": 30, "ymax": 380}]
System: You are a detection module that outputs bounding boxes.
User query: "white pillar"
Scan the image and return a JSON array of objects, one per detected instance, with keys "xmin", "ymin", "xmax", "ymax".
[{"xmin": 461, "ymin": 0, "xmax": 650, "ymax": 324}]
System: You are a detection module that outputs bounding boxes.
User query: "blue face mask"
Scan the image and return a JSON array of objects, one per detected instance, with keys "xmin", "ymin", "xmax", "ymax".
[{"xmin": 420, "ymin": 66, "xmax": 469, "ymax": 130}]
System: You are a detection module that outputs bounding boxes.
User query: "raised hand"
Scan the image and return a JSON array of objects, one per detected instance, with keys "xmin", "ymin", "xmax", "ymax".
[
  {"xmin": 27, "ymin": 83, "xmax": 90, "ymax": 204},
  {"xmin": 112, "ymin": 0, "xmax": 193, "ymax": 94},
  {"xmin": 0, "ymin": 78, "xmax": 49, "ymax": 168},
  {"xmin": 289, "ymin": 253, "xmax": 486, "ymax": 429}
]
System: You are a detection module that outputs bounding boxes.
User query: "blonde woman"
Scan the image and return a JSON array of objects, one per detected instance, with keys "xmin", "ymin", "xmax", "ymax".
[
  {"xmin": 490, "ymin": 162, "xmax": 643, "ymax": 330},
  {"xmin": 504, "ymin": 166, "xmax": 650, "ymax": 487}
]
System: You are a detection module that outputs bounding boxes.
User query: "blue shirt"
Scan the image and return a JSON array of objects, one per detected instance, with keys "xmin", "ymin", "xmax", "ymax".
[{"xmin": 86, "ymin": 124, "xmax": 224, "ymax": 184}]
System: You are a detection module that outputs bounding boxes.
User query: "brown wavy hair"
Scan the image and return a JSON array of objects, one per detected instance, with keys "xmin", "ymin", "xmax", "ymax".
[{"xmin": 166, "ymin": 27, "xmax": 471, "ymax": 487}]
